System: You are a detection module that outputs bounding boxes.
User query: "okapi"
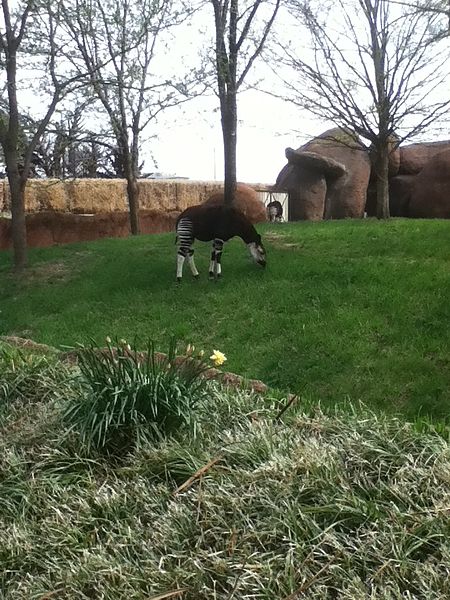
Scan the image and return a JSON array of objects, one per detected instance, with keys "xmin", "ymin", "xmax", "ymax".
[
  {"xmin": 175, "ymin": 204, "xmax": 266, "ymax": 282},
  {"xmin": 266, "ymin": 200, "xmax": 283, "ymax": 223}
]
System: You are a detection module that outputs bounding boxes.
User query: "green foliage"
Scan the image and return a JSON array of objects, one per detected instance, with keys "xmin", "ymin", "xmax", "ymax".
[
  {"xmin": 63, "ymin": 338, "xmax": 209, "ymax": 452},
  {"xmin": 2, "ymin": 374, "xmax": 450, "ymax": 598},
  {"xmin": 0, "ymin": 344, "xmax": 68, "ymax": 412},
  {"xmin": 0, "ymin": 219, "xmax": 449, "ymax": 419}
]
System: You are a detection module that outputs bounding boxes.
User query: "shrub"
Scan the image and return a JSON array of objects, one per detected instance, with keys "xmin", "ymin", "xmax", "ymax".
[{"xmin": 63, "ymin": 338, "xmax": 212, "ymax": 452}]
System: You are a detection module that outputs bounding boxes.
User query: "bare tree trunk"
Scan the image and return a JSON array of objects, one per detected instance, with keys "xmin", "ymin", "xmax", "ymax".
[
  {"xmin": 212, "ymin": 0, "xmax": 279, "ymax": 209},
  {"xmin": 125, "ymin": 174, "xmax": 140, "ymax": 234},
  {"xmin": 3, "ymin": 27, "xmax": 28, "ymax": 270},
  {"xmin": 120, "ymin": 135, "xmax": 140, "ymax": 234},
  {"xmin": 222, "ymin": 96, "xmax": 237, "ymax": 206},
  {"xmin": 376, "ymin": 144, "xmax": 390, "ymax": 219},
  {"xmin": 8, "ymin": 165, "xmax": 27, "ymax": 270}
]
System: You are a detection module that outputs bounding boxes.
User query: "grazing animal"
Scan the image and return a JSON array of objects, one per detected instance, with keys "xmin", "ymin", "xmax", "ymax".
[
  {"xmin": 266, "ymin": 200, "xmax": 283, "ymax": 223},
  {"xmin": 175, "ymin": 204, "xmax": 266, "ymax": 282}
]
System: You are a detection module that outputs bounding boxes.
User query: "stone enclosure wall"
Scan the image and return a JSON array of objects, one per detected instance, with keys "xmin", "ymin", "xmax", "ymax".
[
  {"xmin": 275, "ymin": 128, "xmax": 450, "ymax": 220},
  {"xmin": 0, "ymin": 178, "xmax": 225, "ymax": 215},
  {"xmin": 0, "ymin": 179, "xmax": 267, "ymax": 249}
]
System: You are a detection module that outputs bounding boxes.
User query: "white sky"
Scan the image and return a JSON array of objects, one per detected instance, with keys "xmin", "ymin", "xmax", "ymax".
[
  {"xmin": 149, "ymin": 89, "xmax": 331, "ymax": 184},
  {"xmin": 8, "ymin": 0, "xmax": 450, "ymax": 184},
  {"xmin": 136, "ymin": 0, "xmax": 450, "ymax": 184}
]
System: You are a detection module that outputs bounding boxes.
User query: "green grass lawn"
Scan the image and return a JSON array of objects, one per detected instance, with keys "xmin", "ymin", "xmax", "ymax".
[
  {"xmin": 2, "ymin": 351, "xmax": 450, "ymax": 599},
  {"xmin": 0, "ymin": 218, "xmax": 449, "ymax": 419}
]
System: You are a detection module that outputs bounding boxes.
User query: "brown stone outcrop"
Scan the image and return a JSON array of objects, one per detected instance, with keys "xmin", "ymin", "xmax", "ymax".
[
  {"xmin": 285, "ymin": 148, "xmax": 347, "ymax": 178},
  {"xmin": 409, "ymin": 149, "xmax": 450, "ymax": 218},
  {"xmin": 276, "ymin": 149, "xmax": 341, "ymax": 220},
  {"xmin": 389, "ymin": 175, "xmax": 416, "ymax": 217},
  {"xmin": 286, "ymin": 169, "xmax": 327, "ymax": 221},
  {"xmin": 399, "ymin": 141, "xmax": 450, "ymax": 175},
  {"xmin": 302, "ymin": 128, "xmax": 371, "ymax": 218},
  {"xmin": 275, "ymin": 127, "xmax": 371, "ymax": 220},
  {"xmin": 203, "ymin": 182, "xmax": 267, "ymax": 223},
  {"xmin": 366, "ymin": 174, "xmax": 416, "ymax": 217}
]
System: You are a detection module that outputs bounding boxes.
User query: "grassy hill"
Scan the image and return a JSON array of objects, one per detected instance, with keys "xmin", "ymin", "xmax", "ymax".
[
  {"xmin": 1, "ymin": 344, "xmax": 450, "ymax": 599},
  {"xmin": 0, "ymin": 218, "xmax": 449, "ymax": 419}
]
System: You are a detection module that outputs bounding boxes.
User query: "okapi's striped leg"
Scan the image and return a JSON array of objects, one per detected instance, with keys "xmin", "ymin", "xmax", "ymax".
[
  {"xmin": 187, "ymin": 248, "xmax": 200, "ymax": 278},
  {"xmin": 177, "ymin": 246, "xmax": 188, "ymax": 282},
  {"xmin": 209, "ymin": 238, "xmax": 224, "ymax": 280},
  {"xmin": 176, "ymin": 217, "xmax": 195, "ymax": 282}
]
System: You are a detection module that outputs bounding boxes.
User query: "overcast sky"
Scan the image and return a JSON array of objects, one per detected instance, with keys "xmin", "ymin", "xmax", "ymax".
[
  {"xmin": 11, "ymin": 0, "xmax": 450, "ymax": 184},
  {"xmin": 148, "ymin": 88, "xmax": 332, "ymax": 184},
  {"xmin": 140, "ymin": 0, "xmax": 450, "ymax": 185}
]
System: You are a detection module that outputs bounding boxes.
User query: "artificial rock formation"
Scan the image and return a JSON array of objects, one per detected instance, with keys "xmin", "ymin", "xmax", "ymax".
[
  {"xmin": 369, "ymin": 135, "xmax": 401, "ymax": 180},
  {"xmin": 203, "ymin": 182, "xmax": 267, "ymax": 223},
  {"xmin": 277, "ymin": 149, "xmax": 346, "ymax": 220},
  {"xmin": 277, "ymin": 127, "xmax": 450, "ymax": 220},
  {"xmin": 276, "ymin": 127, "xmax": 371, "ymax": 220},
  {"xmin": 302, "ymin": 128, "xmax": 371, "ymax": 218},
  {"xmin": 409, "ymin": 148, "xmax": 450, "ymax": 218},
  {"xmin": 399, "ymin": 141, "xmax": 450, "ymax": 175},
  {"xmin": 380, "ymin": 141, "xmax": 450, "ymax": 218}
]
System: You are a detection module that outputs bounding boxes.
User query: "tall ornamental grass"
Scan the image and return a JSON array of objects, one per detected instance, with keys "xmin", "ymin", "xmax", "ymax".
[{"xmin": 63, "ymin": 338, "xmax": 212, "ymax": 452}]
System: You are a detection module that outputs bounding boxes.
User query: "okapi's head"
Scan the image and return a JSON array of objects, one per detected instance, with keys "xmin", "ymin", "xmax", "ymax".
[{"xmin": 247, "ymin": 233, "xmax": 266, "ymax": 268}]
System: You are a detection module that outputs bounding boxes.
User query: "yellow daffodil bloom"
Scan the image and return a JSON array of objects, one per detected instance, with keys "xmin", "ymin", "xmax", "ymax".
[{"xmin": 210, "ymin": 350, "xmax": 227, "ymax": 367}]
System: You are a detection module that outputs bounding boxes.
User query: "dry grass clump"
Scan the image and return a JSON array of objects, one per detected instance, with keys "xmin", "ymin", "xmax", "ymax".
[{"xmin": 1, "ymin": 345, "xmax": 450, "ymax": 599}]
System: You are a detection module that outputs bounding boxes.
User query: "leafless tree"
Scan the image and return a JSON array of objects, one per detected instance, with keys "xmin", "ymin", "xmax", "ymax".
[
  {"xmin": 60, "ymin": 0, "xmax": 202, "ymax": 235},
  {"xmin": 0, "ymin": 0, "xmax": 85, "ymax": 269},
  {"xmin": 271, "ymin": 0, "xmax": 450, "ymax": 218},
  {"xmin": 392, "ymin": 0, "xmax": 450, "ymax": 39},
  {"xmin": 211, "ymin": 0, "xmax": 280, "ymax": 205}
]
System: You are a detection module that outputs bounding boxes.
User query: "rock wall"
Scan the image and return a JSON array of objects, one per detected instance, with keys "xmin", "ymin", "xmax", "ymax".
[
  {"xmin": 367, "ymin": 142, "xmax": 450, "ymax": 218},
  {"xmin": 275, "ymin": 129, "xmax": 450, "ymax": 220},
  {"xmin": 0, "ymin": 210, "xmax": 181, "ymax": 250},
  {"xmin": 0, "ymin": 179, "xmax": 227, "ymax": 214},
  {"xmin": 0, "ymin": 179, "xmax": 269, "ymax": 249}
]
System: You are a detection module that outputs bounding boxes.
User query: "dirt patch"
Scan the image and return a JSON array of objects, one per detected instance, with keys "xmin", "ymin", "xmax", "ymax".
[
  {"xmin": 0, "ymin": 335, "xmax": 58, "ymax": 354},
  {"xmin": 21, "ymin": 260, "xmax": 73, "ymax": 286},
  {"xmin": 264, "ymin": 232, "xmax": 303, "ymax": 250}
]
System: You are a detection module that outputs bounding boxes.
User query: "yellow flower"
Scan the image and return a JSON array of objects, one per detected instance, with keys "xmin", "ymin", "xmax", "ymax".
[
  {"xmin": 105, "ymin": 336, "xmax": 112, "ymax": 344},
  {"xmin": 210, "ymin": 350, "xmax": 227, "ymax": 367},
  {"xmin": 198, "ymin": 349, "xmax": 205, "ymax": 358}
]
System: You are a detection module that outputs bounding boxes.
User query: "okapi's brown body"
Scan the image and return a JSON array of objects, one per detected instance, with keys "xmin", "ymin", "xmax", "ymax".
[{"xmin": 175, "ymin": 204, "xmax": 266, "ymax": 282}]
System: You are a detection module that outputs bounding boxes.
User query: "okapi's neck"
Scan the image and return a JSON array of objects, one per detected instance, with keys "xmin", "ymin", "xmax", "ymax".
[{"xmin": 236, "ymin": 215, "xmax": 259, "ymax": 244}]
